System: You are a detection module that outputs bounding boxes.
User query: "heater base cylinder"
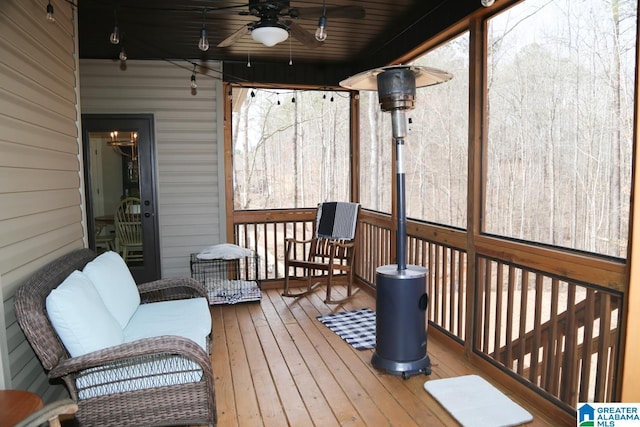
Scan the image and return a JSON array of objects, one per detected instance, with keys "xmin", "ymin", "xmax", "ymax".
[{"xmin": 371, "ymin": 264, "xmax": 431, "ymax": 379}]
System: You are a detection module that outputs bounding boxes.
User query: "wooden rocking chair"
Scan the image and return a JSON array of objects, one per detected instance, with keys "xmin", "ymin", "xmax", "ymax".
[{"xmin": 283, "ymin": 202, "xmax": 360, "ymax": 304}]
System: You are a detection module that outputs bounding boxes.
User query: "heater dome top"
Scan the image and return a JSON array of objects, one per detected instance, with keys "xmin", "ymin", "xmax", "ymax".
[{"xmin": 339, "ymin": 65, "xmax": 452, "ymax": 91}]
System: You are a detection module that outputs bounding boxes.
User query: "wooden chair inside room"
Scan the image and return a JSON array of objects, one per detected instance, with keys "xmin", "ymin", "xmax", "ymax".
[
  {"xmin": 114, "ymin": 196, "xmax": 143, "ymax": 263},
  {"xmin": 283, "ymin": 202, "xmax": 360, "ymax": 304}
]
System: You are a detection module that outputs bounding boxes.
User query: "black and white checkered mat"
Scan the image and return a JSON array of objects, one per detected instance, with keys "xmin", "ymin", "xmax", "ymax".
[{"xmin": 317, "ymin": 308, "xmax": 376, "ymax": 350}]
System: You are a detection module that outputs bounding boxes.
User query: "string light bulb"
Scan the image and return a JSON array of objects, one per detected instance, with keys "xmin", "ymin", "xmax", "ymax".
[
  {"xmin": 46, "ymin": 1, "xmax": 55, "ymax": 23},
  {"xmin": 198, "ymin": 26, "xmax": 209, "ymax": 51},
  {"xmin": 110, "ymin": 26, "xmax": 120, "ymax": 44},
  {"xmin": 315, "ymin": 0, "xmax": 327, "ymax": 41},
  {"xmin": 198, "ymin": 10, "xmax": 209, "ymax": 51},
  {"xmin": 190, "ymin": 65, "xmax": 198, "ymax": 89},
  {"xmin": 315, "ymin": 15, "xmax": 327, "ymax": 42},
  {"xmin": 119, "ymin": 46, "xmax": 127, "ymax": 62}
]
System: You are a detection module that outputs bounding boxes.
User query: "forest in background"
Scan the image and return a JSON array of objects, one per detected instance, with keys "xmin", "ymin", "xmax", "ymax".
[{"xmin": 232, "ymin": 0, "xmax": 637, "ymax": 259}]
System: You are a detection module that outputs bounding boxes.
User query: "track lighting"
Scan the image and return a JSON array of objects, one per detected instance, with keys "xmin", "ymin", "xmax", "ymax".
[
  {"xmin": 198, "ymin": 10, "xmax": 209, "ymax": 51},
  {"xmin": 119, "ymin": 46, "xmax": 127, "ymax": 62},
  {"xmin": 46, "ymin": 1, "xmax": 55, "ymax": 23}
]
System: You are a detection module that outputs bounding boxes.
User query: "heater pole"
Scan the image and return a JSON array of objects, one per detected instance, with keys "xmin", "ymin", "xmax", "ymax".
[{"xmin": 393, "ymin": 109, "xmax": 407, "ymax": 271}]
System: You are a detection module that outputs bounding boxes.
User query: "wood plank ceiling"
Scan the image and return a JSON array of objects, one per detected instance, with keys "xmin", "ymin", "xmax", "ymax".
[{"xmin": 77, "ymin": 1, "xmax": 483, "ymax": 86}]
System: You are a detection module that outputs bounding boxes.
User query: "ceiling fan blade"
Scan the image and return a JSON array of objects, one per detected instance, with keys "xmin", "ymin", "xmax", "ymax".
[
  {"xmin": 217, "ymin": 24, "xmax": 251, "ymax": 48},
  {"xmin": 287, "ymin": 22, "xmax": 322, "ymax": 48},
  {"xmin": 292, "ymin": 5, "xmax": 365, "ymax": 20}
]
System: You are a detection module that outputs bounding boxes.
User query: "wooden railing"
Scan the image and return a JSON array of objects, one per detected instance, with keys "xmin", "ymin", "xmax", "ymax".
[
  {"xmin": 476, "ymin": 256, "xmax": 621, "ymax": 407},
  {"xmin": 233, "ymin": 208, "xmax": 317, "ymax": 281},
  {"xmin": 230, "ymin": 207, "xmax": 623, "ymax": 411}
]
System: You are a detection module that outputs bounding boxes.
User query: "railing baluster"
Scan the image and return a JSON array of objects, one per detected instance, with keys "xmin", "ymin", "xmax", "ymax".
[
  {"xmin": 531, "ymin": 274, "xmax": 543, "ymax": 385},
  {"xmin": 493, "ymin": 261, "xmax": 504, "ymax": 360},
  {"xmin": 579, "ymin": 289, "xmax": 596, "ymax": 402},
  {"xmin": 594, "ymin": 295, "xmax": 612, "ymax": 401},
  {"xmin": 505, "ymin": 265, "xmax": 515, "ymax": 369},
  {"xmin": 441, "ymin": 247, "xmax": 449, "ymax": 328},
  {"xmin": 516, "ymin": 270, "xmax": 528, "ymax": 376},
  {"xmin": 483, "ymin": 258, "xmax": 492, "ymax": 354},
  {"xmin": 545, "ymin": 278, "xmax": 560, "ymax": 395},
  {"xmin": 561, "ymin": 283, "xmax": 577, "ymax": 405}
]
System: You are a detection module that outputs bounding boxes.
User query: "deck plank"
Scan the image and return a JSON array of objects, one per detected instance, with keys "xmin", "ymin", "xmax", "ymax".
[
  {"xmin": 221, "ymin": 306, "xmax": 264, "ymax": 427},
  {"xmin": 209, "ymin": 306, "xmax": 238, "ymax": 427},
  {"xmin": 235, "ymin": 303, "xmax": 291, "ymax": 427},
  {"xmin": 268, "ymin": 291, "xmax": 366, "ymax": 426},
  {"xmin": 210, "ymin": 285, "xmax": 562, "ymax": 426},
  {"xmin": 259, "ymin": 293, "xmax": 341, "ymax": 427}
]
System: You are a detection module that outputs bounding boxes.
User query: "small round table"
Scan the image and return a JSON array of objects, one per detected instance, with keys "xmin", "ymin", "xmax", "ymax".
[{"xmin": 0, "ymin": 389, "xmax": 44, "ymax": 426}]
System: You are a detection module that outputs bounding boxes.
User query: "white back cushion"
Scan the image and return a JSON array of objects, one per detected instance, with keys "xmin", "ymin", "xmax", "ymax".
[
  {"xmin": 83, "ymin": 251, "xmax": 140, "ymax": 328},
  {"xmin": 46, "ymin": 270, "xmax": 124, "ymax": 357}
]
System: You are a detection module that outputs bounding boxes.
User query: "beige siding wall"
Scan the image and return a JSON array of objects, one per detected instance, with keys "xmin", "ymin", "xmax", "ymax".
[
  {"xmin": 0, "ymin": 0, "xmax": 82, "ymax": 399},
  {"xmin": 79, "ymin": 60, "xmax": 225, "ymax": 278}
]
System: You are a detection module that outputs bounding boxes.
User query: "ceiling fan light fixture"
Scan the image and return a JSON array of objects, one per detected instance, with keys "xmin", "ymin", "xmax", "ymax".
[{"xmin": 252, "ymin": 25, "xmax": 289, "ymax": 47}]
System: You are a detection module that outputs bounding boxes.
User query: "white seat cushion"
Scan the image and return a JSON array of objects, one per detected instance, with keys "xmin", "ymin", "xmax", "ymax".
[
  {"xmin": 124, "ymin": 297, "xmax": 211, "ymax": 351},
  {"xmin": 46, "ymin": 270, "xmax": 124, "ymax": 357},
  {"xmin": 83, "ymin": 251, "xmax": 140, "ymax": 328}
]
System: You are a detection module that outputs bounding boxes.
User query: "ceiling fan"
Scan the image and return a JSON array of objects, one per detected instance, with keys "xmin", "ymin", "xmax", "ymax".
[{"xmin": 217, "ymin": 0, "xmax": 365, "ymax": 48}]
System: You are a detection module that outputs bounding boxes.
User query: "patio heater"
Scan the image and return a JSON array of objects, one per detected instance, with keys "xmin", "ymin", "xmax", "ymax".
[{"xmin": 340, "ymin": 65, "xmax": 452, "ymax": 378}]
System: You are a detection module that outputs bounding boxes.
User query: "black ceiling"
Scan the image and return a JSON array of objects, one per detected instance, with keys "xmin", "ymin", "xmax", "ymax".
[{"xmin": 77, "ymin": 1, "xmax": 482, "ymax": 86}]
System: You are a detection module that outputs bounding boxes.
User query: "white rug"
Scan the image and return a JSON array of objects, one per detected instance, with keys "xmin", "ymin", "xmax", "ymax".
[{"xmin": 424, "ymin": 374, "xmax": 533, "ymax": 427}]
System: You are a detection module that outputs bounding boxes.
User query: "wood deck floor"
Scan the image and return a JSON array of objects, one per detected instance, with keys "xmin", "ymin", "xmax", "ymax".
[{"xmin": 210, "ymin": 285, "xmax": 561, "ymax": 427}]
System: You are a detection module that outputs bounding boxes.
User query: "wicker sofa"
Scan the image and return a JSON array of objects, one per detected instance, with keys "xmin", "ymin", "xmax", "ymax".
[{"xmin": 14, "ymin": 248, "xmax": 217, "ymax": 426}]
